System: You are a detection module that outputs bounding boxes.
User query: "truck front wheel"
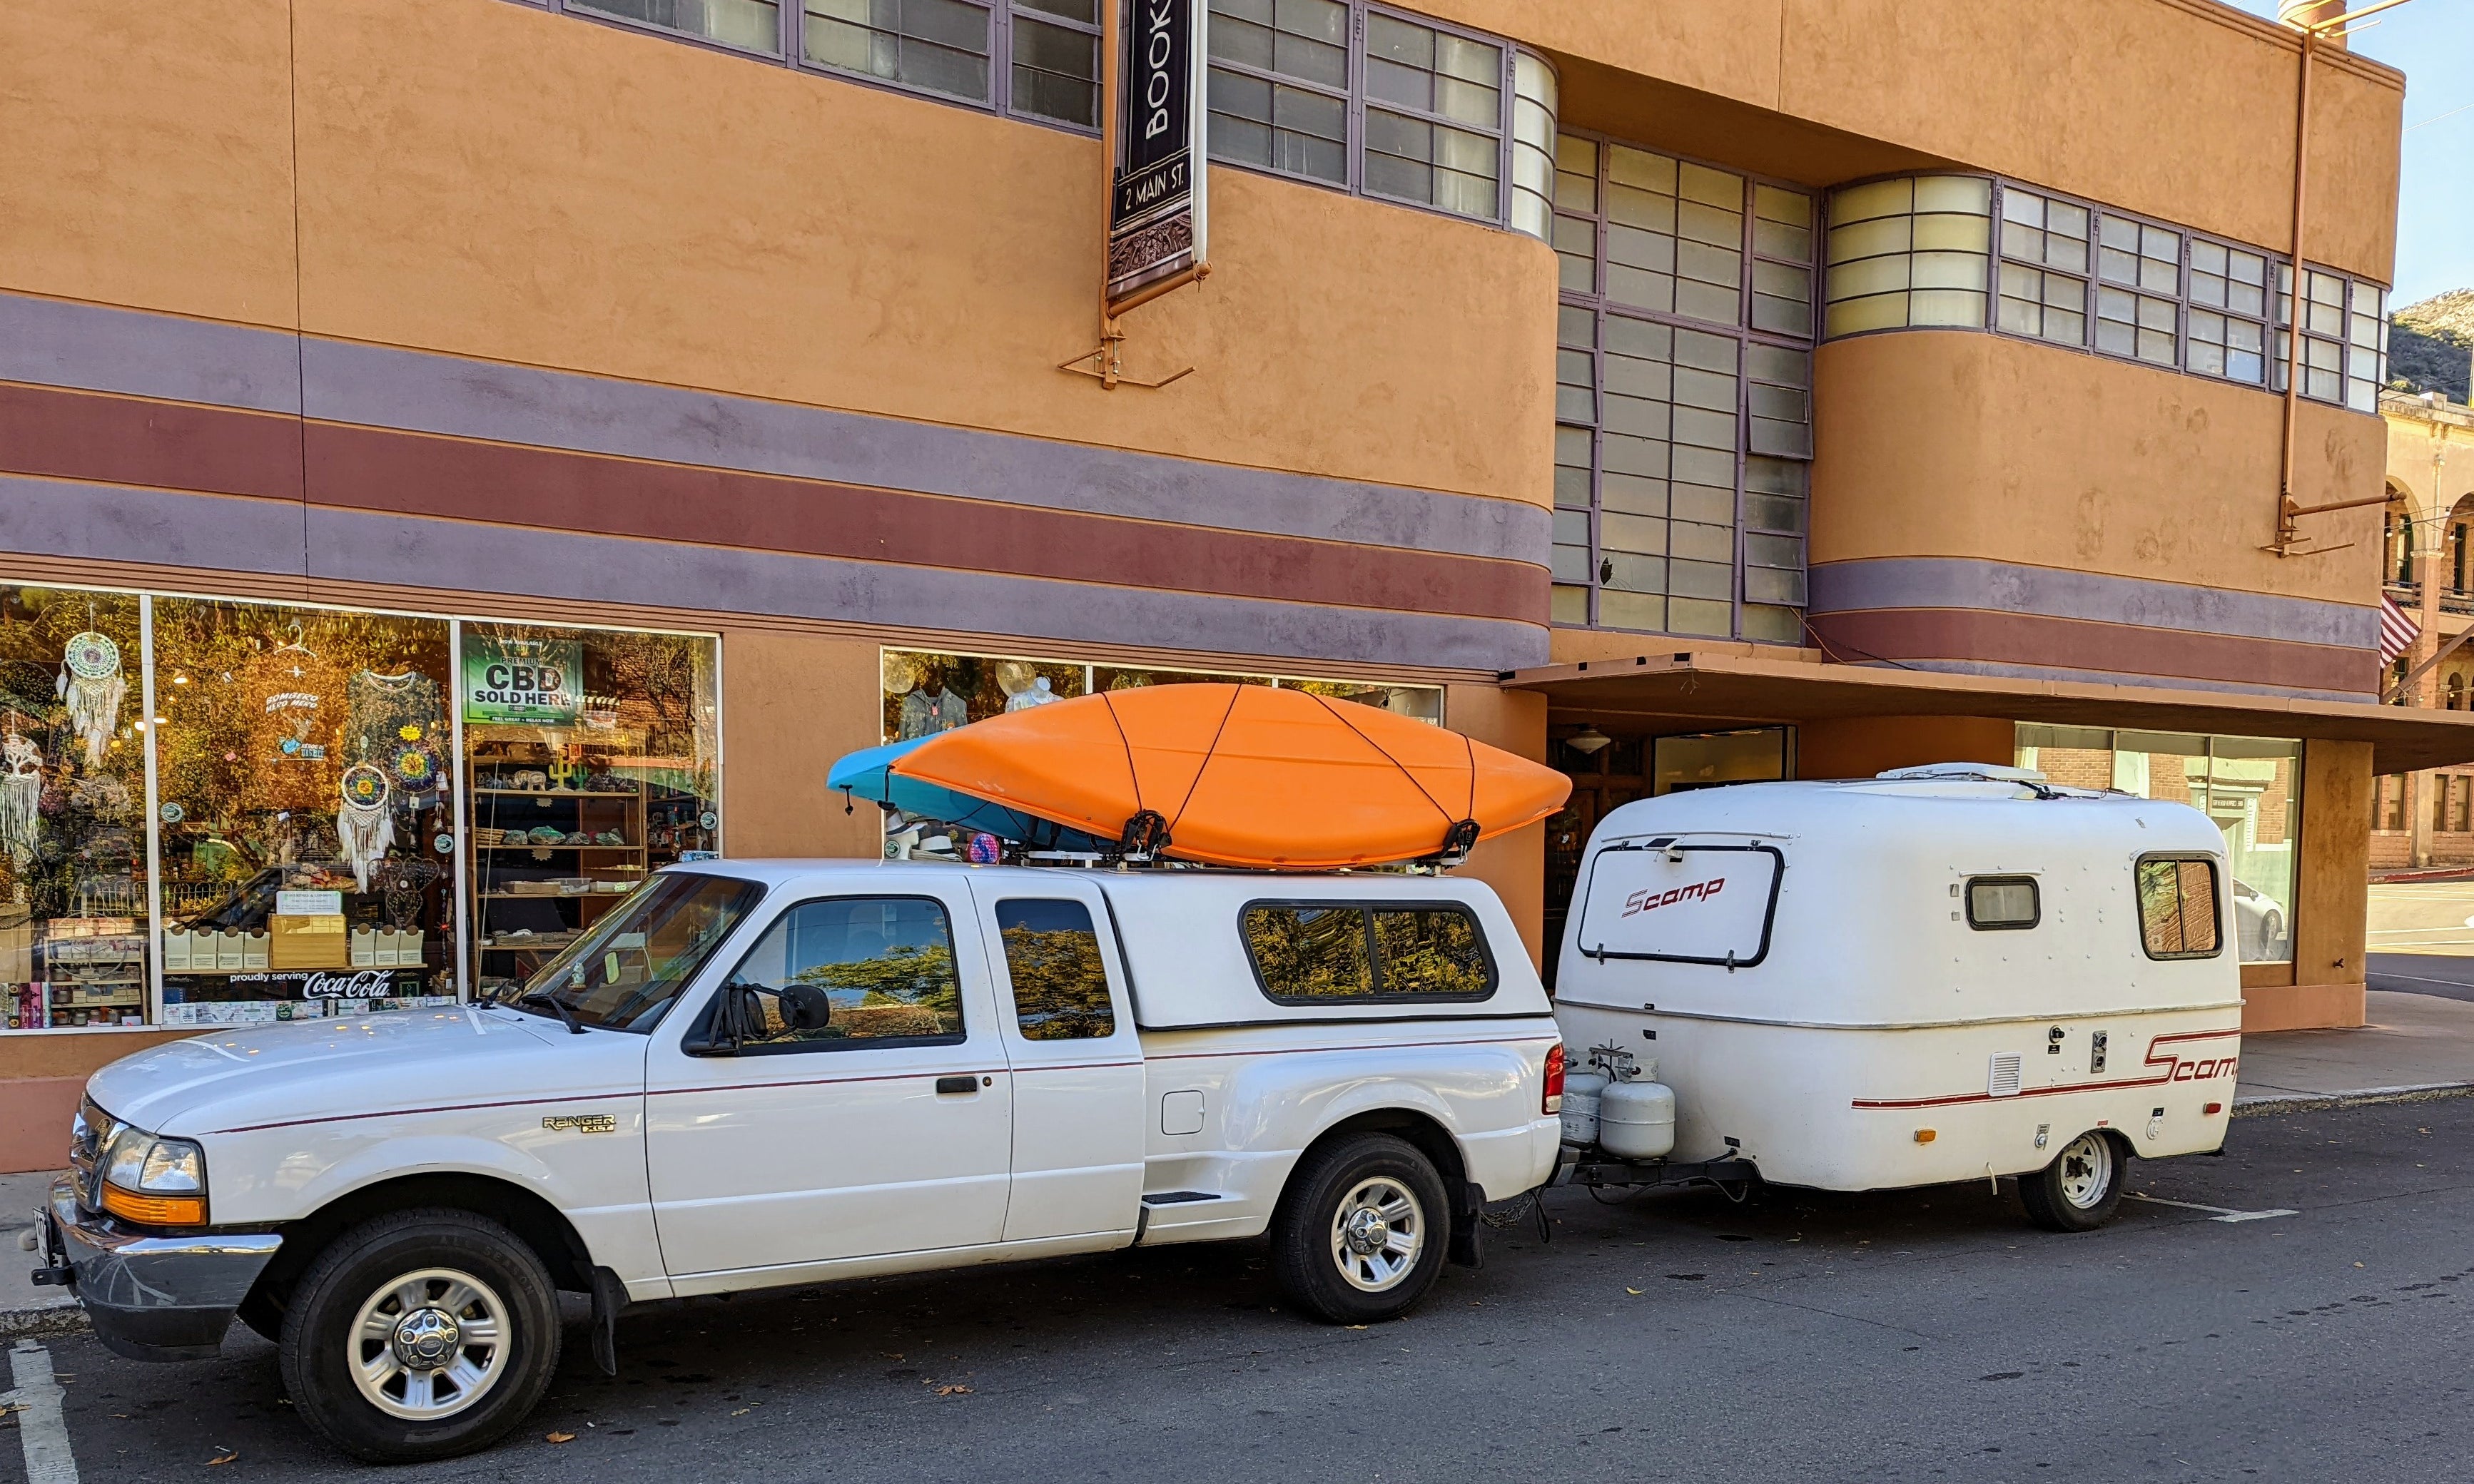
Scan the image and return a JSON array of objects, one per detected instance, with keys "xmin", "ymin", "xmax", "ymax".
[
  {"xmin": 2019, "ymin": 1129, "xmax": 2128, "ymax": 1233},
  {"xmin": 277, "ymin": 1209, "xmax": 562, "ymax": 1463},
  {"xmin": 1270, "ymin": 1132, "xmax": 1451, "ymax": 1323}
]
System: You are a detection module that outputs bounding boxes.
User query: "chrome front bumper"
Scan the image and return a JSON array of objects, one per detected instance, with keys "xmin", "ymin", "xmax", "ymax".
[{"xmin": 39, "ymin": 1176, "xmax": 283, "ymax": 1361}]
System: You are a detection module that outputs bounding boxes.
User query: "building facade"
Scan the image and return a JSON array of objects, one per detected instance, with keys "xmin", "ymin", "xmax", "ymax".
[
  {"xmin": 2, "ymin": 0, "xmax": 2468, "ymax": 1170},
  {"xmin": 2373, "ymin": 387, "xmax": 2474, "ymax": 868}
]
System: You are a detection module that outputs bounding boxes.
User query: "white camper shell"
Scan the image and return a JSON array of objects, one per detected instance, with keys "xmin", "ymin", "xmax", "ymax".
[{"xmin": 1553, "ymin": 766, "xmax": 2244, "ymax": 1228}]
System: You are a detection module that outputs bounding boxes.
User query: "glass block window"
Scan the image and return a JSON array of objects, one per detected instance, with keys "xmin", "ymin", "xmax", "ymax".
[
  {"xmin": 1362, "ymin": 12, "xmax": 1504, "ymax": 221},
  {"xmin": 1008, "ymin": 0, "xmax": 1100, "ymax": 126},
  {"xmin": 1820, "ymin": 176, "xmax": 1991, "ymax": 335},
  {"xmin": 1506, "ymin": 52, "xmax": 1556, "ymax": 240},
  {"xmin": 805, "ymin": 0, "xmax": 995, "ymax": 101},
  {"xmin": 2188, "ymin": 239, "xmax": 2268, "ymax": 385},
  {"xmin": 1997, "ymin": 188, "xmax": 2090, "ymax": 346},
  {"xmin": 2095, "ymin": 213, "xmax": 2179, "ymax": 367},
  {"xmin": 576, "ymin": 0, "xmax": 784, "ymax": 54},
  {"xmin": 1553, "ymin": 130, "xmax": 1818, "ymax": 644},
  {"xmin": 1207, "ymin": 0, "xmax": 1350, "ymax": 185}
]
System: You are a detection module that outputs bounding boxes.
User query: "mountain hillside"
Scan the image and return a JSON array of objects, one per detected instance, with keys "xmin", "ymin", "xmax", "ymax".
[{"xmin": 2393, "ymin": 289, "xmax": 2473, "ymax": 403}]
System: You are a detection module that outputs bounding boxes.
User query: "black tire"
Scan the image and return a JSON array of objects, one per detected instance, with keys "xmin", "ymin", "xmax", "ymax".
[
  {"xmin": 277, "ymin": 1208, "xmax": 562, "ymax": 1463},
  {"xmin": 1269, "ymin": 1132, "xmax": 1451, "ymax": 1324},
  {"xmin": 2019, "ymin": 1129, "xmax": 2128, "ymax": 1233}
]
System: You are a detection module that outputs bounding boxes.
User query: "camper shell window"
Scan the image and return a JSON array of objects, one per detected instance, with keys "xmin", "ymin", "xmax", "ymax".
[
  {"xmin": 2134, "ymin": 855, "xmax": 2222, "ymax": 960},
  {"xmin": 1240, "ymin": 903, "xmax": 1498, "ymax": 1005},
  {"xmin": 1965, "ymin": 875, "xmax": 2039, "ymax": 930}
]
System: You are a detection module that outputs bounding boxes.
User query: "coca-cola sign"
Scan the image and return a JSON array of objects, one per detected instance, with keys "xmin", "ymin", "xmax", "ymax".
[{"xmin": 301, "ymin": 970, "xmax": 398, "ymax": 999}]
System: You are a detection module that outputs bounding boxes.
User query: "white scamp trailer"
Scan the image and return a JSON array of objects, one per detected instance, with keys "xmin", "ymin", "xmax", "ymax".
[{"xmin": 1552, "ymin": 763, "xmax": 2244, "ymax": 1231}]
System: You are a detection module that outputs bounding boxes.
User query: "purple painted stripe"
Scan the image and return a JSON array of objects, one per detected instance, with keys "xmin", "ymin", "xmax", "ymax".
[
  {"xmin": 0, "ymin": 475, "xmax": 1547, "ymax": 672},
  {"xmin": 0, "ymin": 290, "xmax": 1549, "ymax": 566},
  {"xmin": 1808, "ymin": 556, "xmax": 2377, "ymax": 651},
  {"xmin": 0, "ymin": 293, "xmax": 299, "ymax": 415}
]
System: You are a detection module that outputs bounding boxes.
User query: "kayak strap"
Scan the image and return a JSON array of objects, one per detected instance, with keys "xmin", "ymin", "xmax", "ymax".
[
  {"xmin": 1439, "ymin": 818, "xmax": 1481, "ymax": 866},
  {"xmin": 1119, "ymin": 808, "xmax": 1173, "ymax": 861}
]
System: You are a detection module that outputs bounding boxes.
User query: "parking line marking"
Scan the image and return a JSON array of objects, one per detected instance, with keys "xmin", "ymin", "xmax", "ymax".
[
  {"xmin": 2124, "ymin": 1192, "xmax": 2298, "ymax": 1224},
  {"xmin": 7, "ymin": 1339, "xmax": 80, "ymax": 1483}
]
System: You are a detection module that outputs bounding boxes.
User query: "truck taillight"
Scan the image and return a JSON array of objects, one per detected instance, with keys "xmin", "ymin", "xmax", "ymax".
[{"xmin": 1543, "ymin": 1043, "xmax": 1566, "ymax": 1114}]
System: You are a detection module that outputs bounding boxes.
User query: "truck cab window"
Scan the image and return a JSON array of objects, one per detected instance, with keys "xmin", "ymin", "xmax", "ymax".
[
  {"xmin": 500, "ymin": 872, "xmax": 762, "ymax": 1031},
  {"xmin": 1965, "ymin": 876, "xmax": 2039, "ymax": 930},
  {"xmin": 723, "ymin": 896, "xmax": 965, "ymax": 1049},
  {"xmin": 2134, "ymin": 856, "xmax": 2221, "ymax": 959},
  {"xmin": 995, "ymin": 899, "xmax": 1115, "ymax": 1040},
  {"xmin": 1243, "ymin": 903, "xmax": 1496, "ymax": 1003}
]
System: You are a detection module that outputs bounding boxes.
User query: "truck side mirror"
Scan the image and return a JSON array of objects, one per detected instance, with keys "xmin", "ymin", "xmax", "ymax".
[{"xmin": 687, "ymin": 982, "xmax": 832, "ymax": 1055}]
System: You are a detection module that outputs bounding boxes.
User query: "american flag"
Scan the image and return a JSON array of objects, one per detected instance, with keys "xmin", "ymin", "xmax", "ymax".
[{"xmin": 2380, "ymin": 594, "xmax": 2421, "ymax": 666}]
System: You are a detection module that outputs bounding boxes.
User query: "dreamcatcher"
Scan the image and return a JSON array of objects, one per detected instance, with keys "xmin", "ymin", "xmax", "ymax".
[
  {"xmin": 0, "ymin": 729, "xmax": 40, "ymax": 876},
  {"xmin": 372, "ymin": 856, "xmax": 442, "ymax": 930},
  {"xmin": 338, "ymin": 761, "xmax": 395, "ymax": 893},
  {"xmin": 57, "ymin": 626, "xmax": 125, "ymax": 770}
]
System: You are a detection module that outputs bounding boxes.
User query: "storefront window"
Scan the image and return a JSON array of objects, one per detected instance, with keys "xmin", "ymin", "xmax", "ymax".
[
  {"xmin": 2017, "ymin": 726, "xmax": 2297, "ymax": 965},
  {"xmin": 462, "ymin": 623, "xmax": 721, "ymax": 1000},
  {"xmin": 153, "ymin": 599, "xmax": 458, "ymax": 1025},
  {"xmin": 878, "ymin": 649, "xmax": 1444, "ymax": 855},
  {"xmin": 0, "ymin": 586, "xmax": 151, "ymax": 1030}
]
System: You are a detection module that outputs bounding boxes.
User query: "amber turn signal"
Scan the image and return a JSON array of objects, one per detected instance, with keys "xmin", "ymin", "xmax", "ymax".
[
  {"xmin": 101, "ymin": 1184, "xmax": 206, "ymax": 1227},
  {"xmin": 1912, "ymin": 1129, "xmax": 1937, "ymax": 1144}
]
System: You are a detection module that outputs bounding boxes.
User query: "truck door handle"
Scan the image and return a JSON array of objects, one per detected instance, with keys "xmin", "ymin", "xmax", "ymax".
[{"xmin": 934, "ymin": 1076, "xmax": 978, "ymax": 1094}]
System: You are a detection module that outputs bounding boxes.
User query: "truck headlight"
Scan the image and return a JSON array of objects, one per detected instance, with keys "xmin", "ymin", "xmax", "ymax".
[{"xmin": 98, "ymin": 1123, "xmax": 208, "ymax": 1226}]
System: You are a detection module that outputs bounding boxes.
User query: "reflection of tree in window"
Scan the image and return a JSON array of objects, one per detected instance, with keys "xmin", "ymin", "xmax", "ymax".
[
  {"xmin": 995, "ymin": 899, "xmax": 1114, "ymax": 1040},
  {"xmin": 1372, "ymin": 909, "xmax": 1491, "ymax": 996},
  {"xmin": 1244, "ymin": 906, "xmax": 1373, "ymax": 998},
  {"xmin": 795, "ymin": 940, "xmax": 960, "ymax": 1038}
]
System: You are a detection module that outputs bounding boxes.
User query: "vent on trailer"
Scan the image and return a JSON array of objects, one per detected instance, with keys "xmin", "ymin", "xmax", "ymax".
[{"xmin": 1988, "ymin": 1054, "xmax": 2024, "ymax": 1098}]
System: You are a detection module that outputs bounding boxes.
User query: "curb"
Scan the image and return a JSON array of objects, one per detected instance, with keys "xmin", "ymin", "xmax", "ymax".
[
  {"xmin": 0, "ymin": 1300, "xmax": 88, "ymax": 1341},
  {"xmin": 2232, "ymin": 1081, "xmax": 2474, "ymax": 1117}
]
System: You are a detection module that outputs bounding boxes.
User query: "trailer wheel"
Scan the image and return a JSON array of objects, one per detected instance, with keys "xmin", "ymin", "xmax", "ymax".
[
  {"xmin": 2019, "ymin": 1130, "xmax": 2126, "ymax": 1232},
  {"xmin": 1270, "ymin": 1132, "xmax": 1451, "ymax": 1324},
  {"xmin": 278, "ymin": 1208, "xmax": 562, "ymax": 1463}
]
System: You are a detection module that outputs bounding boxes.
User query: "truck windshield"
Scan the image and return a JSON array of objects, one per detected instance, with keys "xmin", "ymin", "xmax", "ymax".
[{"xmin": 492, "ymin": 873, "xmax": 764, "ymax": 1032}]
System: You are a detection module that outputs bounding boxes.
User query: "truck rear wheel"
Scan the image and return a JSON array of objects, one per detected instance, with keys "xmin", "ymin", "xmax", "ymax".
[
  {"xmin": 1270, "ymin": 1132, "xmax": 1450, "ymax": 1324},
  {"xmin": 278, "ymin": 1209, "xmax": 562, "ymax": 1463},
  {"xmin": 2019, "ymin": 1129, "xmax": 2127, "ymax": 1233}
]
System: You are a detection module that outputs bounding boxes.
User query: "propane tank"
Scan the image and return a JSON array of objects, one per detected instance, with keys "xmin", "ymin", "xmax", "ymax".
[
  {"xmin": 1598, "ymin": 1059, "xmax": 1676, "ymax": 1160},
  {"xmin": 1560, "ymin": 1069, "xmax": 1611, "ymax": 1146}
]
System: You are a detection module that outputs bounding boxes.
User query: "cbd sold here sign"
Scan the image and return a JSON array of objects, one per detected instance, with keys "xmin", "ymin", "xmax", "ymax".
[{"xmin": 463, "ymin": 638, "xmax": 582, "ymax": 723}]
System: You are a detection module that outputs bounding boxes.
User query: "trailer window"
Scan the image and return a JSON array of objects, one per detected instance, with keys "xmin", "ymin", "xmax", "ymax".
[
  {"xmin": 1242, "ymin": 903, "xmax": 1497, "ymax": 1004},
  {"xmin": 2135, "ymin": 856, "xmax": 2222, "ymax": 959},
  {"xmin": 1966, "ymin": 876, "xmax": 2039, "ymax": 930}
]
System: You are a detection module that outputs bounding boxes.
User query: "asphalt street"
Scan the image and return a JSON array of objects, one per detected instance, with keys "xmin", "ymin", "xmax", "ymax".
[{"xmin": 10, "ymin": 1097, "xmax": 2473, "ymax": 1484}]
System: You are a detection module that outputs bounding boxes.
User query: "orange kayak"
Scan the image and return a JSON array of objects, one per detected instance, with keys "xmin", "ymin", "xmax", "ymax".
[{"xmin": 891, "ymin": 683, "xmax": 1571, "ymax": 868}]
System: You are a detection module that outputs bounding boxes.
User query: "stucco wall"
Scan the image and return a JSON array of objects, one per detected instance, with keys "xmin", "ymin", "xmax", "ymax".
[
  {"xmin": 0, "ymin": 0, "xmax": 1558, "ymax": 510},
  {"xmin": 1444, "ymin": 0, "xmax": 2401, "ymax": 281},
  {"xmin": 1811, "ymin": 331, "xmax": 2386, "ymax": 606}
]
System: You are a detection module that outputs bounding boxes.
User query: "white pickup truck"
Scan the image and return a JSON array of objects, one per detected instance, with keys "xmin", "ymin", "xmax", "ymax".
[{"xmin": 35, "ymin": 861, "xmax": 1563, "ymax": 1462}]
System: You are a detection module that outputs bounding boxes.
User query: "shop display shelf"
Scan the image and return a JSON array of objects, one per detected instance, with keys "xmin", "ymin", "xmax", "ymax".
[
  {"xmin": 475, "ymin": 843, "xmax": 640, "ymax": 851},
  {"xmin": 472, "ymin": 787, "xmax": 644, "ymax": 797}
]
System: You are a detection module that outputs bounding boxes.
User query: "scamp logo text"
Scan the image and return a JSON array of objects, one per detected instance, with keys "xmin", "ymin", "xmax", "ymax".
[
  {"xmin": 1622, "ymin": 877, "xmax": 1725, "ymax": 917},
  {"xmin": 2143, "ymin": 1032, "xmax": 2240, "ymax": 1082}
]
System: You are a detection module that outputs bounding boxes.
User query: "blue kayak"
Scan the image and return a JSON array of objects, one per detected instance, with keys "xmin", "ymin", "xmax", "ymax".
[{"xmin": 827, "ymin": 737, "xmax": 1107, "ymax": 852}]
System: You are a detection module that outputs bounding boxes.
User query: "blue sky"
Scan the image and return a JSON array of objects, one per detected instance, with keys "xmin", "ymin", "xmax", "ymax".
[{"xmin": 2224, "ymin": 0, "xmax": 2471, "ymax": 307}]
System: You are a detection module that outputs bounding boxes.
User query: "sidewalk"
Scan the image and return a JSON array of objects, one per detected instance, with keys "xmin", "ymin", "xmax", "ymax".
[
  {"xmin": 0, "ymin": 1169, "xmax": 81, "ymax": 1338},
  {"xmin": 2234, "ymin": 989, "xmax": 2474, "ymax": 1113}
]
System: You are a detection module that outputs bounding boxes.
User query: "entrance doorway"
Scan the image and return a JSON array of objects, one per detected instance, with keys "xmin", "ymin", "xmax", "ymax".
[{"xmin": 1542, "ymin": 726, "xmax": 1793, "ymax": 982}]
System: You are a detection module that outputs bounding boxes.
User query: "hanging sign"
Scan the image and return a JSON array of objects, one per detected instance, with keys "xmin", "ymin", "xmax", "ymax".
[
  {"xmin": 1106, "ymin": 0, "xmax": 1208, "ymax": 309},
  {"xmin": 462, "ymin": 638, "xmax": 582, "ymax": 724}
]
